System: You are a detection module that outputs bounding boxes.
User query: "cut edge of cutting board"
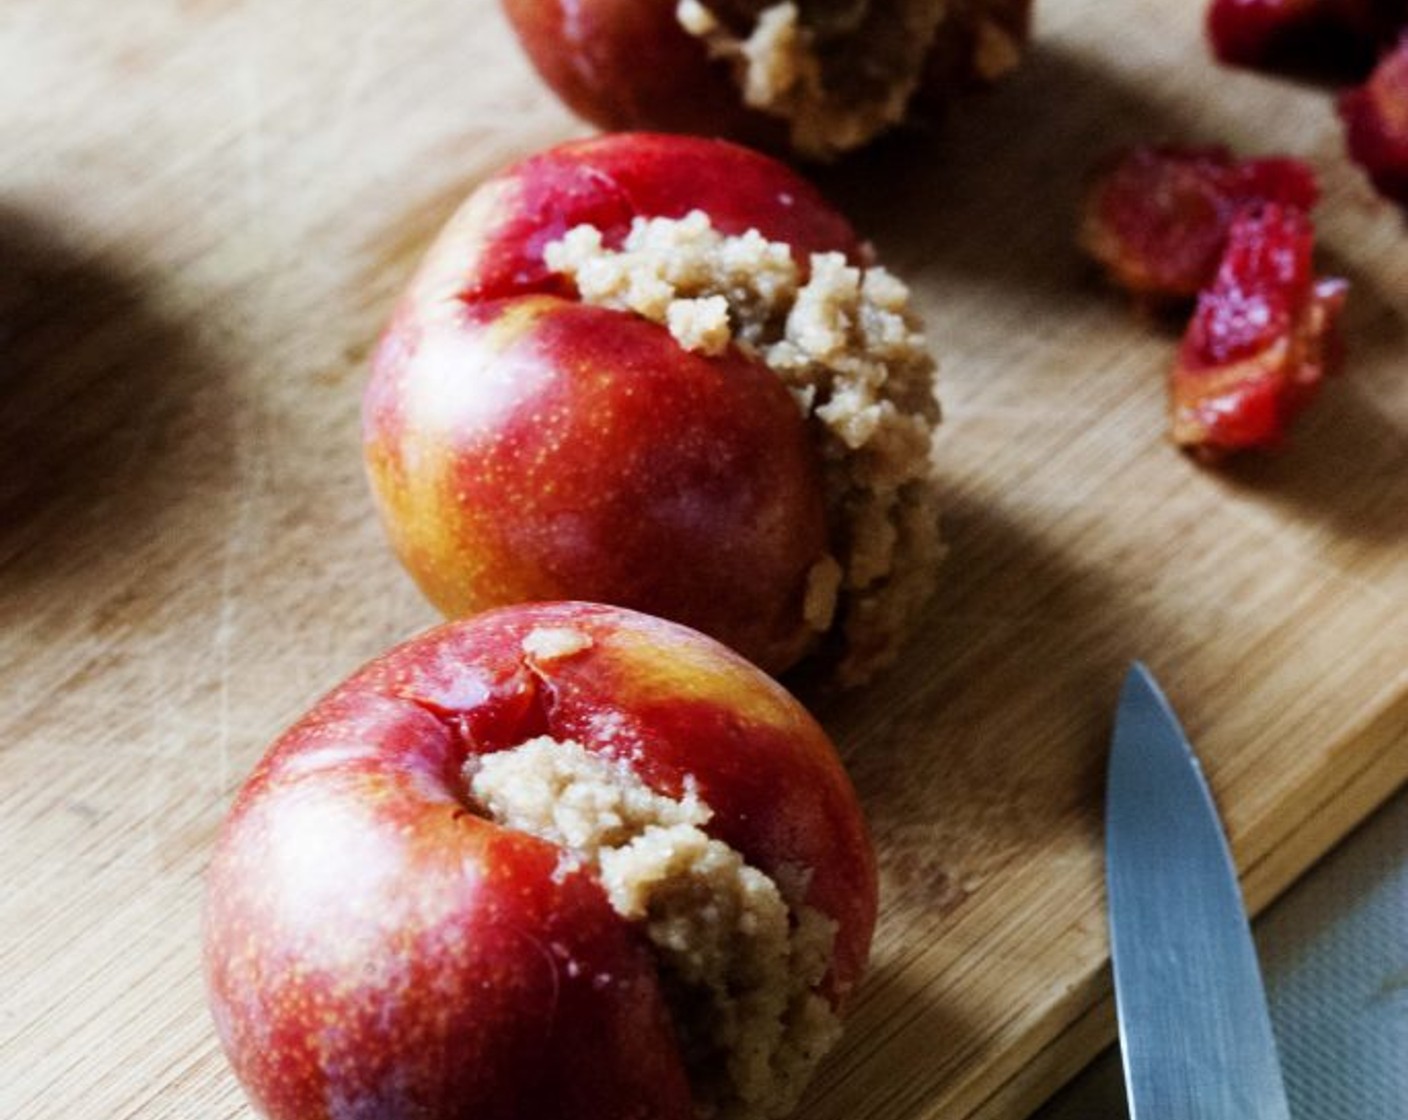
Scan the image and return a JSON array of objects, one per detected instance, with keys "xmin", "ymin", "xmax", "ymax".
[{"xmin": 951, "ymin": 682, "xmax": 1408, "ymax": 1120}]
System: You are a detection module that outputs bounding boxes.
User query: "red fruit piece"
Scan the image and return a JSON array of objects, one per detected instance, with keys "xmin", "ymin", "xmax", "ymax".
[
  {"xmin": 1207, "ymin": 0, "xmax": 1405, "ymax": 79},
  {"xmin": 1340, "ymin": 34, "xmax": 1408, "ymax": 209},
  {"xmin": 1081, "ymin": 145, "xmax": 1320, "ymax": 301},
  {"xmin": 1172, "ymin": 204, "xmax": 1348, "ymax": 459}
]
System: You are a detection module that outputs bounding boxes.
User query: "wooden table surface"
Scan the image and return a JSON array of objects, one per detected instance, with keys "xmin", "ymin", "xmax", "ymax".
[{"xmin": 3, "ymin": 1, "xmax": 1406, "ymax": 1117}]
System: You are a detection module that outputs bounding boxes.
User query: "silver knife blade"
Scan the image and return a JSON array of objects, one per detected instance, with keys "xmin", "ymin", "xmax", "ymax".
[{"xmin": 1106, "ymin": 663, "xmax": 1291, "ymax": 1120}]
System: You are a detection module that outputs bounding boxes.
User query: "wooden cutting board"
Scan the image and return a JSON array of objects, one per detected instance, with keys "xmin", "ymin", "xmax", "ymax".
[{"xmin": 2, "ymin": 1, "xmax": 1405, "ymax": 1116}]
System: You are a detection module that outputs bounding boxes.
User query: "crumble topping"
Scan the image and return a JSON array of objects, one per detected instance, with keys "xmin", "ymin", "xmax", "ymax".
[
  {"xmin": 521, "ymin": 626, "xmax": 594, "ymax": 662},
  {"xmin": 468, "ymin": 738, "xmax": 841, "ymax": 1120},
  {"xmin": 673, "ymin": 0, "xmax": 950, "ymax": 159},
  {"xmin": 543, "ymin": 211, "xmax": 942, "ymax": 684},
  {"xmin": 972, "ymin": 16, "xmax": 1024, "ymax": 80}
]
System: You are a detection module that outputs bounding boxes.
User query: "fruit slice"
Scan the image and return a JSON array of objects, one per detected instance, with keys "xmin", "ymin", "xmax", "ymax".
[
  {"xmin": 1081, "ymin": 144, "xmax": 1319, "ymax": 302},
  {"xmin": 1340, "ymin": 34, "xmax": 1408, "ymax": 209},
  {"xmin": 1171, "ymin": 204, "xmax": 1348, "ymax": 459},
  {"xmin": 1206, "ymin": 0, "xmax": 1405, "ymax": 80}
]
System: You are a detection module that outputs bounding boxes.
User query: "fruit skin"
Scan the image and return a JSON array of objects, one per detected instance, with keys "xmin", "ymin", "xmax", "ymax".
[
  {"xmin": 1080, "ymin": 145, "xmax": 1319, "ymax": 303},
  {"xmin": 501, "ymin": 0, "xmax": 776, "ymax": 150},
  {"xmin": 364, "ymin": 133, "xmax": 863, "ymax": 675},
  {"xmin": 204, "ymin": 601, "xmax": 878, "ymax": 1120},
  {"xmin": 500, "ymin": 0, "xmax": 1033, "ymax": 157},
  {"xmin": 1171, "ymin": 204, "xmax": 1347, "ymax": 459},
  {"xmin": 1206, "ymin": 0, "xmax": 1406, "ymax": 80},
  {"xmin": 1339, "ymin": 34, "xmax": 1408, "ymax": 209}
]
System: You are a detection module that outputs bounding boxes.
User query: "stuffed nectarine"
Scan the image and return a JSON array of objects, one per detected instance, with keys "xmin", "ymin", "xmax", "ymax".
[
  {"xmin": 204, "ymin": 602, "xmax": 878, "ymax": 1120},
  {"xmin": 501, "ymin": 0, "xmax": 1034, "ymax": 159},
  {"xmin": 364, "ymin": 133, "xmax": 943, "ymax": 683}
]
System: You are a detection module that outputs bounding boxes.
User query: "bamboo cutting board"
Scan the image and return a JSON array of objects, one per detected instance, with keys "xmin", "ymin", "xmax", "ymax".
[{"xmin": 2, "ymin": 1, "xmax": 1405, "ymax": 1117}]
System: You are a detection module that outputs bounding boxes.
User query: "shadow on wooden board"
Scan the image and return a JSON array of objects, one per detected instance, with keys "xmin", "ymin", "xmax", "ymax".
[
  {"xmin": 794, "ymin": 492, "xmax": 1149, "ymax": 868},
  {"xmin": 0, "ymin": 206, "xmax": 236, "ymax": 590},
  {"xmin": 814, "ymin": 43, "xmax": 1194, "ymax": 293}
]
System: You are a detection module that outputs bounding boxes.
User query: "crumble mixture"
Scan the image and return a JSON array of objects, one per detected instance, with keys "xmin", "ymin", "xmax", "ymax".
[
  {"xmin": 544, "ymin": 211, "xmax": 942, "ymax": 684},
  {"xmin": 467, "ymin": 736, "xmax": 840, "ymax": 1120},
  {"xmin": 674, "ymin": 0, "xmax": 1022, "ymax": 158},
  {"xmin": 520, "ymin": 624, "xmax": 595, "ymax": 661}
]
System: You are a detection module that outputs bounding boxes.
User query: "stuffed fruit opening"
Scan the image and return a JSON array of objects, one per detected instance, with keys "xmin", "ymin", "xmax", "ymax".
[
  {"xmin": 675, "ymin": 0, "xmax": 992, "ymax": 158},
  {"xmin": 544, "ymin": 210, "xmax": 942, "ymax": 685},
  {"xmin": 466, "ymin": 736, "xmax": 841, "ymax": 1120}
]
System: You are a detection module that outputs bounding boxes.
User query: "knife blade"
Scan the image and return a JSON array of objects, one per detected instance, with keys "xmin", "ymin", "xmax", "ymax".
[{"xmin": 1106, "ymin": 663, "xmax": 1292, "ymax": 1120}]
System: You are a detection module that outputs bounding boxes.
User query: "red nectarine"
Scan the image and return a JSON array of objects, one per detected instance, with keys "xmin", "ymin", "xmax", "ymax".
[
  {"xmin": 364, "ymin": 133, "xmax": 943, "ymax": 683},
  {"xmin": 500, "ymin": 0, "xmax": 1033, "ymax": 159},
  {"xmin": 204, "ymin": 602, "xmax": 877, "ymax": 1120}
]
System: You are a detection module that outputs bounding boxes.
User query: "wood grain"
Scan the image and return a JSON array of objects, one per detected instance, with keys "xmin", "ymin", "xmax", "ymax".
[{"xmin": 2, "ymin": 1, "xmax": 1404, "ymax": 1117}]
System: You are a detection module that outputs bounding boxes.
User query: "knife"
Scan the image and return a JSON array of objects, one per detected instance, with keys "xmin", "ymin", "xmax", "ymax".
[{"xmin": 1106, "ymin": 663, "xmax": 1292, "ymax": 1120}]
